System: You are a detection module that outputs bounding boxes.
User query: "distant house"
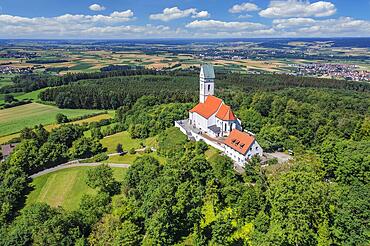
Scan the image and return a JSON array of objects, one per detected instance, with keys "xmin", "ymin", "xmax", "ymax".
[{"xmin": 1, "ymin": 143, "xmax": 18, "ymax": 160}]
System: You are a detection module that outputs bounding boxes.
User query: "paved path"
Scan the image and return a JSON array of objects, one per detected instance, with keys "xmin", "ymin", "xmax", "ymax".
[
  {"xmin": 30, "ymin": 148, "xmax": 156, "ymax": 179},
  {"xmin": 264, "ymin": 152, "xmax": 293, "ymax": 164},
  {"xmin": 30, "ymin": 162, "xmax": 130, "ymax": 179}
]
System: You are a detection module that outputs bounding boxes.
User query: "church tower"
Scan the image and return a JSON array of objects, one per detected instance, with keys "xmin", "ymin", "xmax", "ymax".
[{"xmin": 199, "ymin": 64, "xmax": 215, "ymax": 103}]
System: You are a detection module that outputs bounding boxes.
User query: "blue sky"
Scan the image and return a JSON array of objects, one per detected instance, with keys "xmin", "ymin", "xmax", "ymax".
[{"xmin": 0, "ymin": 0, "xmax": 369, "ymax": 38}]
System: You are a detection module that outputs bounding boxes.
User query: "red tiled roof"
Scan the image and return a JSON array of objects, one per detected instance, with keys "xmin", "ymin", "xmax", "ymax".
[
  {"xmin": 190, "ymin": 95, "xmax": 223, "ymax": 119},
  {"xmin": 224, "ymin": 129, "xmax": 255, "ymax": 155},
  {"xmin": 215, "ymin": 104, "xmax": 236, "ymax": 121}
]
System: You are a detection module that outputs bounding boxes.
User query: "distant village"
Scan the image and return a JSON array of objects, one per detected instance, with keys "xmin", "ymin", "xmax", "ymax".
[
  {"xmin": 0, "ymin": 65, "xmax": 34, "ymax": 74},
  {"xmin": 290, "ymin": 63, "xmax": 370, "ymax": 82}
]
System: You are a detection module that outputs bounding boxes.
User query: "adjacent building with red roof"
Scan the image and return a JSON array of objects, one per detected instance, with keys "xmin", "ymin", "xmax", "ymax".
[{"xmin": 224, "ymin": 129, "xmax": 263, "ymax": 163}]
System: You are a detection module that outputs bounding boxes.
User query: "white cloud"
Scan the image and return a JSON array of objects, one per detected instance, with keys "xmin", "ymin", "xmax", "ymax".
[
  {"xmin": 259, "ymin": 0, "xmax": 336, "ymax": 18},
  {"xmin": 89, "ymin": 4, "xmax": 106, "ymax": 11},
  {"xmin": 149, "ymin": 7, "xmax": 209, "ymax": 21},
  {"xmin": 229, "ymin": 2, "xmax": 260, "ymax": 13},
  {"xmin": 272, "ymin": 17, "xmax": 316, "ymax": 29},
  {"xmin": 275, "ymin": 17, "xmax": 370, "ymax": 36},
  {"xmin": 0, "ymin": 9, "xmax": 369, "ymax": 38},
  {"xmin": 238, "ymin": 14, "xmax": 253, "ymax": 19},
  {"xmin": 186, "ymin": 20, "xmax": 266, "ymax": 31},
  {"xmin": 193, "ymin": 11, "xmax": 210, "ymax": 18},
  {"xmin": 0, "ymin": 11, "xmax": 145, "ymax": 38}
]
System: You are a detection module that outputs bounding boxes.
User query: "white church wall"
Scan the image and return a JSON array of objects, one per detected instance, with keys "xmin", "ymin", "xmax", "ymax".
[
  {"xmin": 246, "ymin": 141, "xmax": 263, "ymax": 158},
  {"xmin": 207, "ymin": 114, "xmax": 216, "ymax": 127}
]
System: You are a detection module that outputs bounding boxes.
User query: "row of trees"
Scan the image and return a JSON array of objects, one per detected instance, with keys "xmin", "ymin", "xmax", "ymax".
[
  {"xmin": 25, "ymin": 71, "xmax": 370, "ymax": 110},
  {"xmin": 0, "ymin": 69, "xmax": 168, "ymax": 93},
  {"xmin": 39, "ymin": 75, "xmax": 198, "ymax": 109}
]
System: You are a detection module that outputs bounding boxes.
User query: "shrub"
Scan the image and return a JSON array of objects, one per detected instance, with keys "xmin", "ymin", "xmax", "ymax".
[
  {"xmin": 92, "ymin": 153, "xmax": 109, "ymax": 162},
  {"xmin": 129, "ymin": 148, "xmax": 136, "ymax": 155},
  {"xmin": 56, "ymin": 113, "xmax": 69, "ymax": 124}
]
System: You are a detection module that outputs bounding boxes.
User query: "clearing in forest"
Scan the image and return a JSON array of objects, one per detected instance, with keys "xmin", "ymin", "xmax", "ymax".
[{"xmin": 26, "ymin": 166, "xmax": 126, "ymax": 211}]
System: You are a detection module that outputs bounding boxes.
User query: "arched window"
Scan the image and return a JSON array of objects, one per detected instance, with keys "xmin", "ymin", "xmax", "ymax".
[{"xmin": 208, "ymin": 84, "xmax": 211, "ymax": 92}]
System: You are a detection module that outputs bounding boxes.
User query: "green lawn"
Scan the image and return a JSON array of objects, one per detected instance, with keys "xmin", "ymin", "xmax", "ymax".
[
  {"xmin": 0, "ymin": 102, "xmax": 105, "ymax": 136},
  {"xmin": 205, "ymin": 146, "xmax": 220, "ymax": 162},
  {"xmin": 69, "ymin": 62, "xmax": 94, "ymax": 71},
  {"xmin": 15, "ymin": 88, "xmax": 49, "ymax": 101},
  {"xmin": 104, "ymin": 152, "xmax": 166, "ymax": 165},
  {"xmin": 26, "ymin": 166, "xmax": 126, "ymax": 211},
  {"xmin": 101, "ymin": 131, "xmax": 157, "ymax": 154},
  {"xmin": 0, "ymin": 75, "xmax": 14, "ymax": 89}
]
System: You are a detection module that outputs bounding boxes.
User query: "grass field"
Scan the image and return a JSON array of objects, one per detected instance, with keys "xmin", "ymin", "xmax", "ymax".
[
  {"xmin": 15, "ymin": 88, "xmax": 49, "ymax": 101},
  {"xmin": 0, "ymin": 113, "xmax": 113, "ymax": 144},
  {"xmin": 205, "ymin": 146, "xmax": 220, "ymax": 163},
  {"xmin": 0, "ymin": 103, "xmax": 106, "ymax": 137},
  {"xmin": 26, "ymin": 166, "xmax": 127, "ymax": 211},
  {"xmin": 101, "ymin": 131, "xmax": 157, "ymax": 154},
  {"xmin": 0, "ymin": 75, "xmax": 14, "ymax": 89},
  {"xmin": 104, "ymin": 152, "xmax": 166, "ymax": 165}
]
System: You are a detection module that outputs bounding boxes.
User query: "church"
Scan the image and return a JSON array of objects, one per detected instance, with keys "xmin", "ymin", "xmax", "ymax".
[
  {"xmin": 189, "ymin": 64, "xmax": 242, "ymax": 137},
  {"xmin": 176, "ymin": 64, "xmax": 263, "ymax": 166}
]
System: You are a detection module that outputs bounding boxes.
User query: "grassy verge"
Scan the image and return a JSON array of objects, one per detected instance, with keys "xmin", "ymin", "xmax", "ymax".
[{"xmin": 104, "ymin": 152, "xmax": 166, "ymax": 165}]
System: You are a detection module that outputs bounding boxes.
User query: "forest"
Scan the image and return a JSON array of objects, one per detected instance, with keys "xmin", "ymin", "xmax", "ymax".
[{"xmin": 0, "ymin": 71, "xmax": 369, "ymax": 245}]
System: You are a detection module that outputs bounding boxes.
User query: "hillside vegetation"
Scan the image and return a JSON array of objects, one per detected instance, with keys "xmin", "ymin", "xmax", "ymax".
[{"xmin": 0, "ymin": 71, "xmax": 368, "ymax": 245}]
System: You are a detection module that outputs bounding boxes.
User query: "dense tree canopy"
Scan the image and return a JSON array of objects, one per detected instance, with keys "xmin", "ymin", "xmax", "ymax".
[{"xmin": 0, "ymin": 71, "xmax": 369, "ymax": 245}]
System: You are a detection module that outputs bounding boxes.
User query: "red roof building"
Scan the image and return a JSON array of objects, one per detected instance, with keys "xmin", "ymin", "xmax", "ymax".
[
  {"xmin": 190, "ymin": 95, "xmax": 223, "ymax": 119},
  {"xmin": 224, "ymin": 129, "xmax": 255, "ymax": 155},
  {"xmin": 215, "ymin": 104, "xmax": 236, "ymax": 121}
]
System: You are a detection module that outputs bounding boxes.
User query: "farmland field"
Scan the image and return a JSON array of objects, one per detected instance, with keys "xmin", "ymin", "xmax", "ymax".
[
  {"xmin": 0, "ymin": 103, "xmax": 106, "ymax": 136},
  {"xmin": 0, "ymin": 112, "xmax": 113, "ymax": 144},
  {"xmin": 26, "ymin": 166, "xmax": 127, "ymax": 211}
]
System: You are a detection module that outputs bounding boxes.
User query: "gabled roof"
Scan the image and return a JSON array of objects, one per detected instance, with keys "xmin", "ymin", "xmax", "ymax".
[
  {"xmin": 200, "ymin": 64, "xmax": 215, "ymax": 79},
  {"xmin": 224, "ymin": 129, "xmax": 255, "ymax": 155},
  {"xmin": 216, "ymin": 104, "xmax": 236, "ymax": 121},
  {"xmin": 190, "ymin": 95, "xmax": 222, "ymax": 119}
]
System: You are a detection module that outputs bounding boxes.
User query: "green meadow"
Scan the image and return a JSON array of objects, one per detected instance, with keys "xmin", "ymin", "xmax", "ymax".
[
  {"xmin": 0, "ymin": 102, "xmax": 105, "ymax": 136},
  {"xmin": 26, "ymin": 166, "xmax": 127, "ymax": 211}
]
